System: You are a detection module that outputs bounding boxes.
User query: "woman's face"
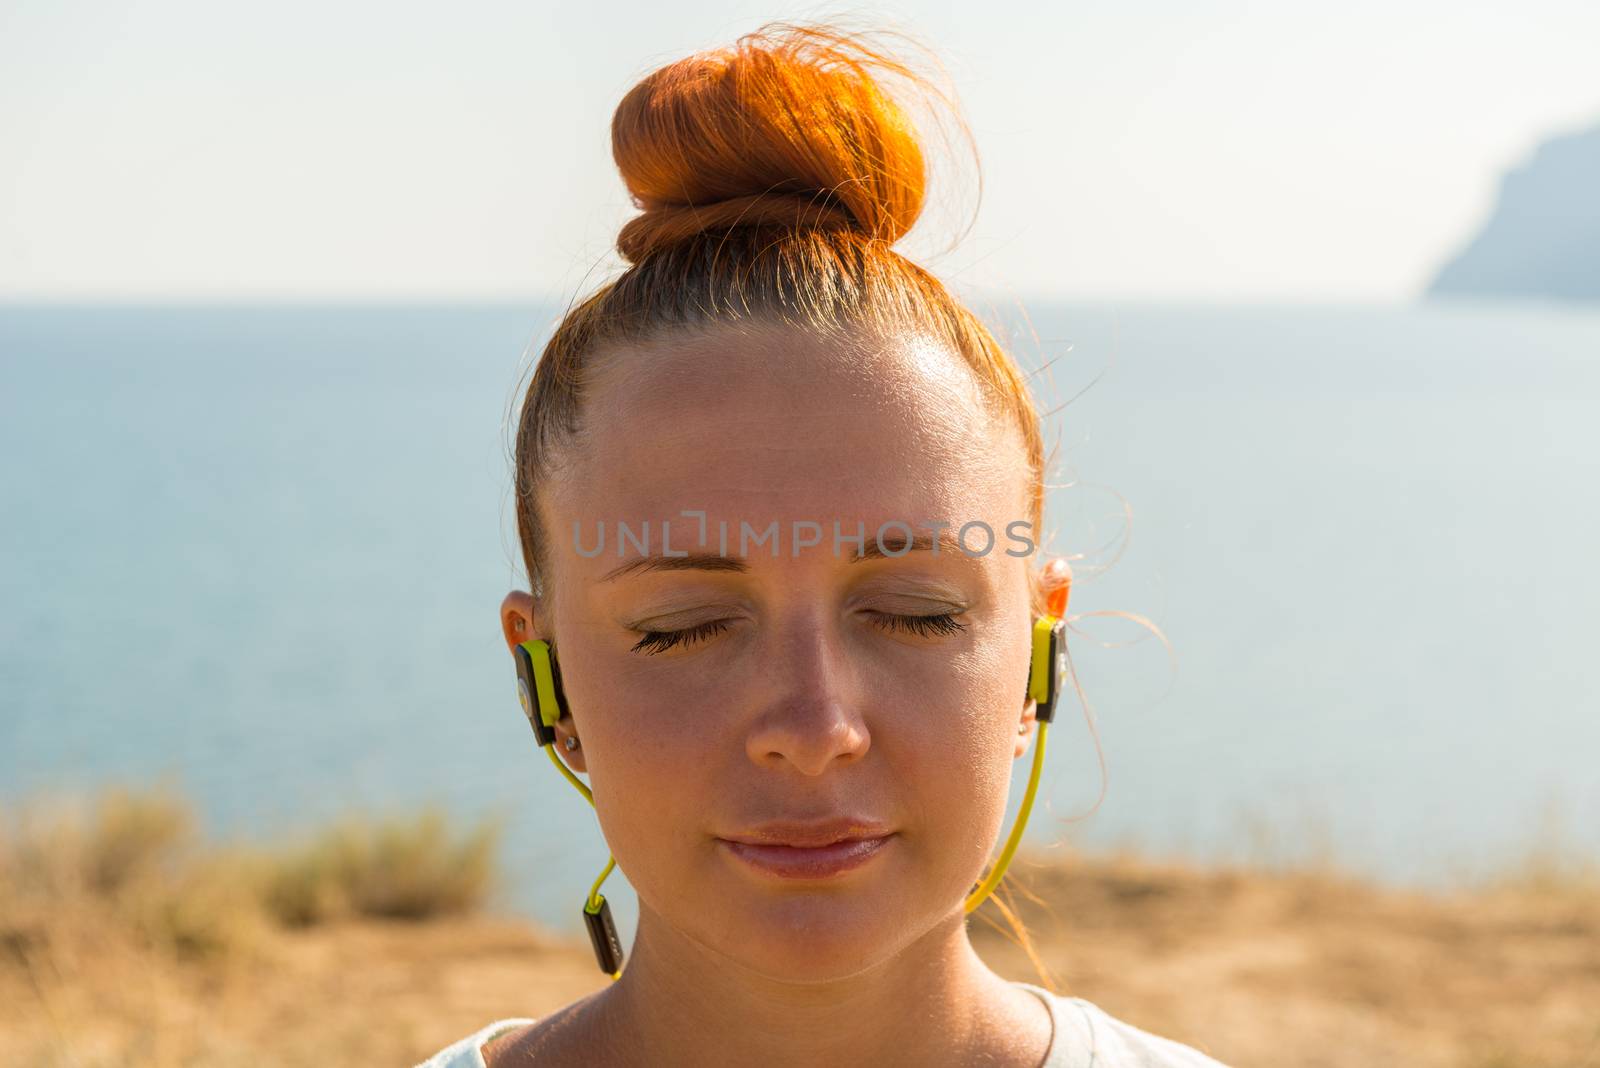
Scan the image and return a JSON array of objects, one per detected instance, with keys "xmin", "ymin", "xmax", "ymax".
[{"xmin": 521, "ymin": 321, "xmax": 1040, "ymax": 982}]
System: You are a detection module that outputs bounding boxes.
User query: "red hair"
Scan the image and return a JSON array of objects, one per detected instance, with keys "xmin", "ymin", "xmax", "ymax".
[{"xmin": 515, "ymin": 21, "xmax": 1049, "ymax": 616}]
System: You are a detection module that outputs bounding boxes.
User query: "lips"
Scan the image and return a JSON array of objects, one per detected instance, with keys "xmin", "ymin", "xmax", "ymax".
[
  {"xmin": 717, "ymin": 819, "xmax": 896, "ymax": 880},
  {"xmin": 720, "ymin": 816, "xmax": 895, "ymax": 847},
  {"xmin": 720, "ymin": 835, "xmax": 894, "ymax": 879}
]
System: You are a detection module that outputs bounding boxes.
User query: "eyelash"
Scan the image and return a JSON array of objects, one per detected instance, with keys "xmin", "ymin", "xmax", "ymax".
[{"xmin": 628, "ymin": 612, "xmax": 968, "ymax": 656}]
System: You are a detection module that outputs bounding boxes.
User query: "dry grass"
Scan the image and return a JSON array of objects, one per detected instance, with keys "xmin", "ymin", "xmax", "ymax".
[
  {"xmin": 1, "ymin": 784, "xmax": 1596, "ymax": 1067},
  {"xmin": 0, "ymin": 781, "xmax": 501, "ymax": 971},
  {"xmin": 975, "ymin": 843, "xmax": 1600, "ymax": 1068}
]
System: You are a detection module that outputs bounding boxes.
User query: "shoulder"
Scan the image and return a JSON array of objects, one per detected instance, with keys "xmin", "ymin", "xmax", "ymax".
[
  {"xmin": 411, "ymin": 1018, "xmax": 538, "ymax": 1068},
  {"xmin": 1013, "ymin": 983, "xmax": 1233, "ymax": 1068},
  {"xmin": 1066, "ymin": 997, "xmax": 1232, "ymax": 1067}
]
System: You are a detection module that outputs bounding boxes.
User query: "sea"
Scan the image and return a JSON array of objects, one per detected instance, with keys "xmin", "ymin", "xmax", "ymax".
[{"xmin": 2, "ymin": 298, "xmax": 1597, "ymax": 939}]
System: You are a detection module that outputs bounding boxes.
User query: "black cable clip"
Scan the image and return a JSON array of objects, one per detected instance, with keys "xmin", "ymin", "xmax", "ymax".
[{"xmin": 583, "ymin": 895, "xmax": 624, "ymax": 976}]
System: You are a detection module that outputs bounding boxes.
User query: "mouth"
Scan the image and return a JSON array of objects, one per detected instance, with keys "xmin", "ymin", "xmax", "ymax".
[{"xmin": 716, "ymin": 829, "xmax": 897, "ymax": 880}]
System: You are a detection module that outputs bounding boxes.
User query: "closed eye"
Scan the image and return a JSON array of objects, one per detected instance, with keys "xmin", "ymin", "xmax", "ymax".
[
  {"xmin": 866, "ymin": 611, "xmax": 967, "ymax": 639},
  {"xmin": 628, "ymin": 612, "xmax": 968, "ymax": 656},
  {"xmin": 630, "ymin": 619, "xmax": 731, "ymax": 655}
]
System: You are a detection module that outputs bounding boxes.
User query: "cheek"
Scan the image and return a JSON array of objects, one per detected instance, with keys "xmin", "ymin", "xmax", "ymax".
[
  {"xmin": 870, "ymin": 635, "xmax": 1028, "ymax": 909},
  {"xmin": 936, "ymin": 634, "xmax": 1034, "ymax": 857},
  {"xmin": 567, "ymin": 666, "xmax": 728, "ymax": 902}
]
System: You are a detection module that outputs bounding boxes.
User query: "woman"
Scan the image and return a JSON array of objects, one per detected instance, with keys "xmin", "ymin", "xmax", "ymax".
[{"xmin": 419, "ymin": 21, "xmax": 1229, "ymax": 1068}]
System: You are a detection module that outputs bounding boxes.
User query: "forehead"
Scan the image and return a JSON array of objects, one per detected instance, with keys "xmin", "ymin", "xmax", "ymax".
[{"xmin": 547, "ymin": 321, "xmax": 1029, "ymax": 535}]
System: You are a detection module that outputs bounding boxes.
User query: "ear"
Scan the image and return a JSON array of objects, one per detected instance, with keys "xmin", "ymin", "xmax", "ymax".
[
  {"xmin": 500, "ymin": 590, "xmax": 535, "ymax": 652},
  {"xmin": 1014, "ymin": 701, "xmax": 1039, "ymax": 760},
  {"xmin": 499, "ymin": 590, "xmax": 587, "ymax": 773}
]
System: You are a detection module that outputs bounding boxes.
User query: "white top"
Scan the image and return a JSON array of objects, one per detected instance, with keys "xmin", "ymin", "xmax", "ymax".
[{"xmin": 412, "ymin": 981, "xmax": 1231, "ymax": 1067}]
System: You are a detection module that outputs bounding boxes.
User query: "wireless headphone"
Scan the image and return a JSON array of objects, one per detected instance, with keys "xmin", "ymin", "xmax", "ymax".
[{"xmin": 511, "ymin": 581, "xmax": 1070, "ymax": 980}]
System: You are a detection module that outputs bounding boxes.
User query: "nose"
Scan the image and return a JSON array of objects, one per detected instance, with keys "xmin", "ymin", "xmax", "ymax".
[{"xmin": 743, "ymin": 619, "xmax": 871, "ymax": 776}]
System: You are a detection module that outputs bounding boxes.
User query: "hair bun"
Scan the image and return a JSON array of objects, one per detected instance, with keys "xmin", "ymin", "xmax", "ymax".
[{"xmin": 611, "ymin": 23, "xmax": 934, "ymax": 265}]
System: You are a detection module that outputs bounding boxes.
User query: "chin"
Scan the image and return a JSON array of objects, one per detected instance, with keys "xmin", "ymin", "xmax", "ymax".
[{"xmin": 715, "ymin": 891, "xmax": 910, "ymax": 982}]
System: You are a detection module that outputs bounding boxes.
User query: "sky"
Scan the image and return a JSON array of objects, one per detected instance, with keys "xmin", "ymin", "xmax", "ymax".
[{"xmin": 1, "ymin": 0, "xmax": 1597, "ymax": 304}]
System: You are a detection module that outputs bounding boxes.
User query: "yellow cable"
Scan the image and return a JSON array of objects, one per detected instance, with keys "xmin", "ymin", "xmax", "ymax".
[
  {"xmin": 587, "ymin": 855, "xmax": 617, "ymax": 912},
  {"xmin": 964, "ymin": 720, "xmax": 1049, "ymax": 914},
  {"xmin": 545, "ymin": 744, "xmax": 592, "ymax": 803},
  {"xmin": 547, "ymin": 744, "xmax": 622, "ymax": 977}
]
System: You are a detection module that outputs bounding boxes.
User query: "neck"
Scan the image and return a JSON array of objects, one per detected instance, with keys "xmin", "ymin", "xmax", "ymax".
[{"xmin": 578, "ymin": 902, "xmax": 1049, "ymax": 1068}]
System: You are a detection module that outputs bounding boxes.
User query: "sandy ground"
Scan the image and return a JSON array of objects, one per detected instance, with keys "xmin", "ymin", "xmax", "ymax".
[{"xmin": 3, "ymin": 847, "xmax": 1596, "ymax": 1067}]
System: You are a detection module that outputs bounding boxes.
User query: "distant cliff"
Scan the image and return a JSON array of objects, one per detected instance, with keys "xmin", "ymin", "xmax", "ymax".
[{"xmin": 1426, "ymin": 121, "xmax": 1600, "ymax": 302}]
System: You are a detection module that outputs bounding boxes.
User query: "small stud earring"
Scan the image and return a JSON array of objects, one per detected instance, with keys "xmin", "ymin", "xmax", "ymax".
[
  {"xmin": 564, "ymin": 735, "xmax": 580, "ymax": 751},
  {"xmin": 1017, "ymin": 722, "xmax": 1029, "ymax": 735}
]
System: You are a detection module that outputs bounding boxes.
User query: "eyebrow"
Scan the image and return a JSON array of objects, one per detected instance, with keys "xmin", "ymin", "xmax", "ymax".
[{"xmin": 598, "ymin": 529, "xmax": 969, "ymax": 582}]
